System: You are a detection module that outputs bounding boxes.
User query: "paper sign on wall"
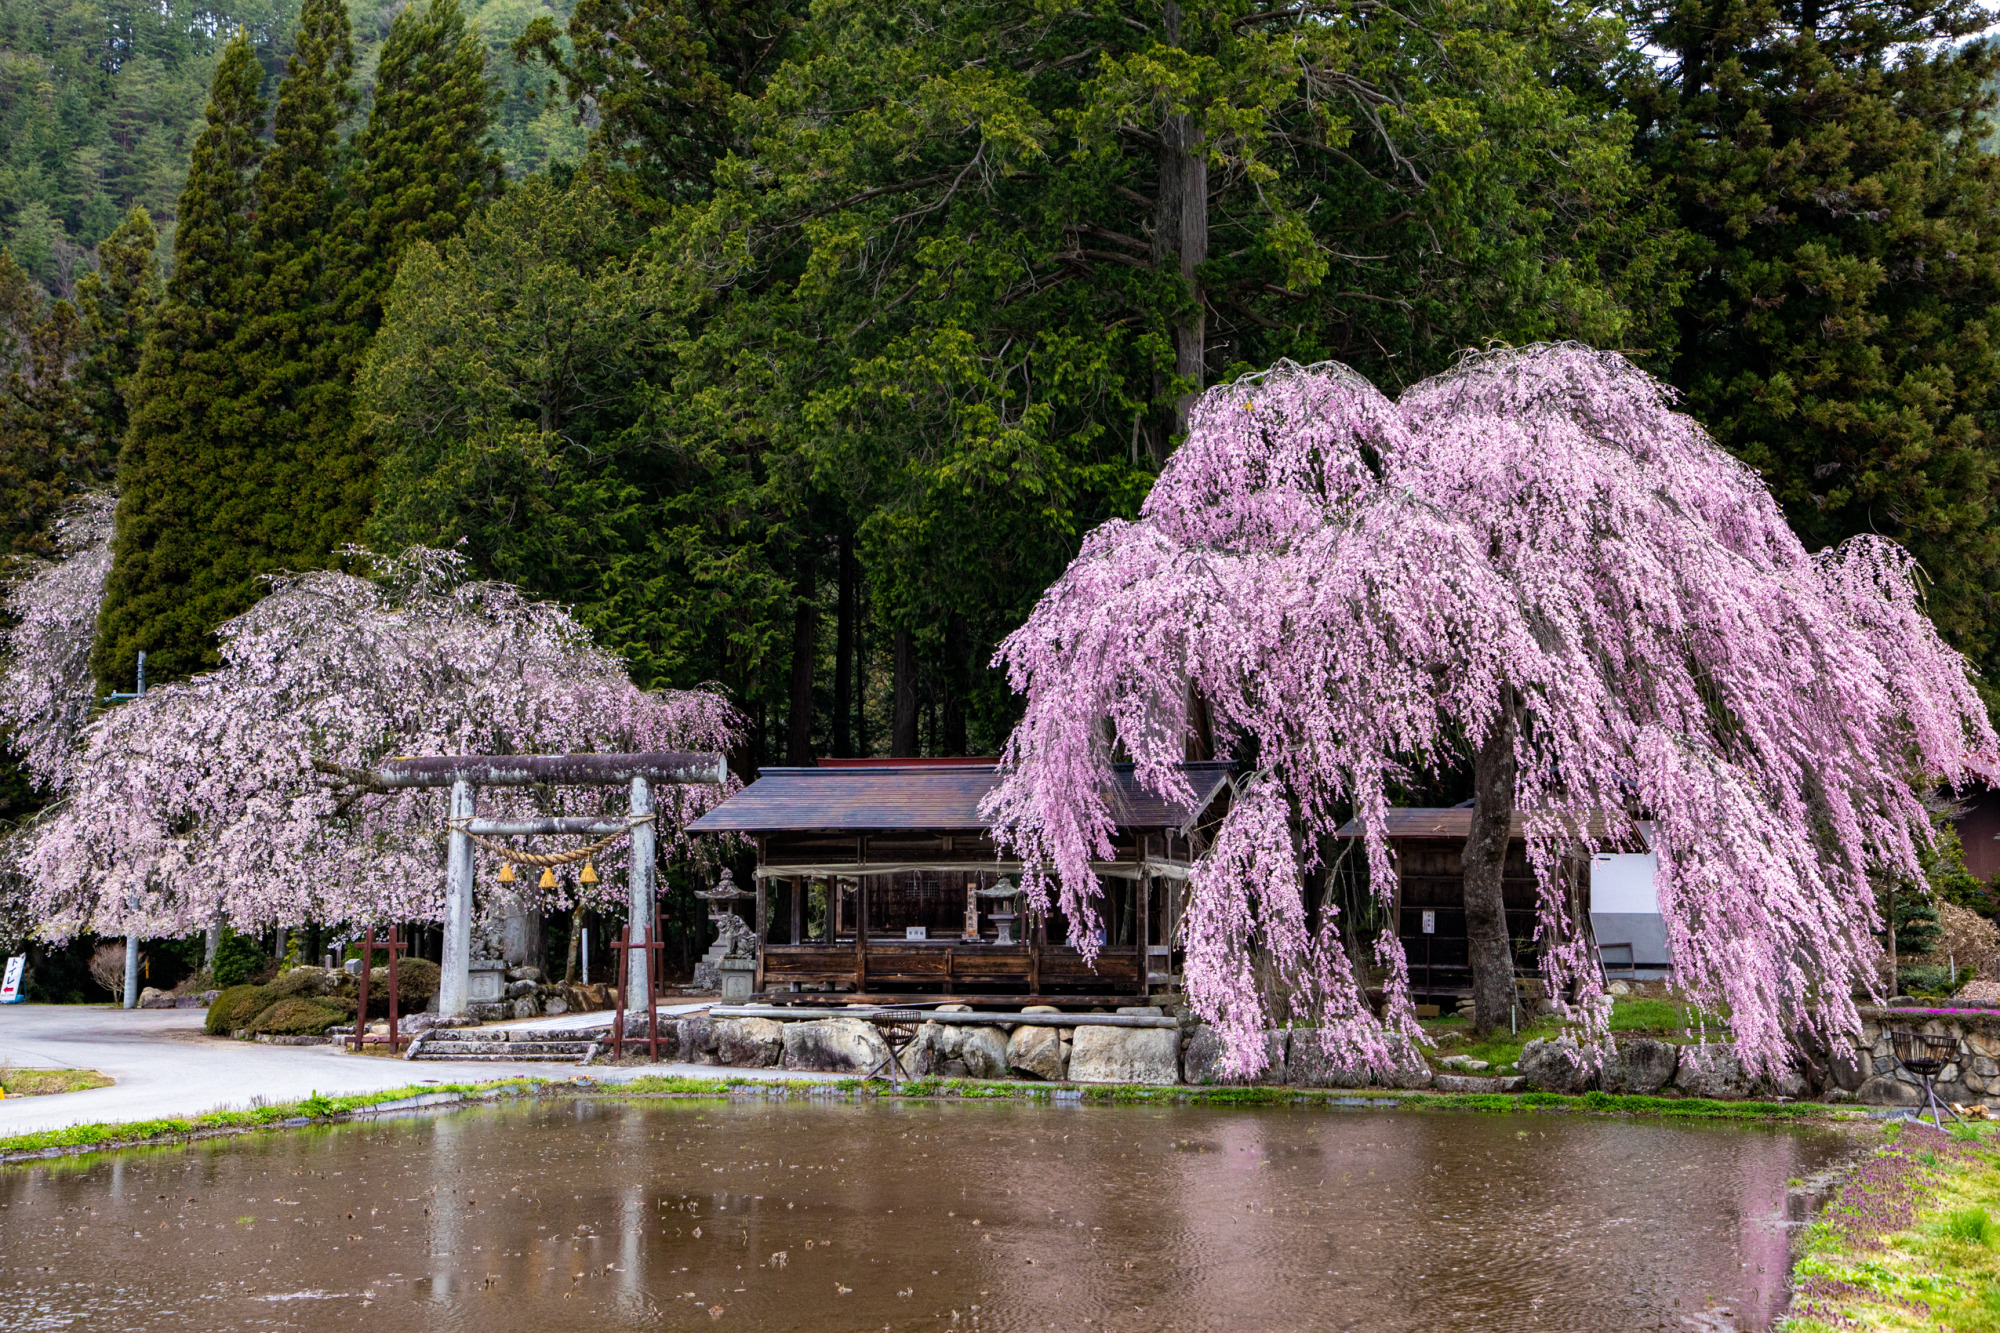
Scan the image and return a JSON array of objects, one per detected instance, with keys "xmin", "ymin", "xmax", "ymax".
[
  {"xmin": 0, "ymin": 955, "xmax": 23, "ymax": 1003},
  {"xmin": 1421, "ymin": 911, "xmax": 1436, "ymax": 935}
]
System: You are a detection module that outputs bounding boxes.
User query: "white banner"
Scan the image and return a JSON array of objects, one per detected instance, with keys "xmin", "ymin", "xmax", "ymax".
[{"xmin": 0, "ymin": 955, "xmax": 23, "ymax": 1003}]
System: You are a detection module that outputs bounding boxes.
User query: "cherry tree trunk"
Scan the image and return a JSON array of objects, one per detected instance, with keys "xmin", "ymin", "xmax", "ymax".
[{"xmin": 1462, "ymin": 701, "xmax": 1519, "ymax": 1035}]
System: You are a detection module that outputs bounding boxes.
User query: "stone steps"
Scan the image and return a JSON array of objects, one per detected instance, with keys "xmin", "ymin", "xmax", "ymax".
[{"xmin": 408, "ymin": 1027, "xmax": 605, "ymax": 1064}]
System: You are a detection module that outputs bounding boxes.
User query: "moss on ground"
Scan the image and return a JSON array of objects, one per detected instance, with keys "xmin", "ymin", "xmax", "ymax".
[
  {"xmin": 0, "ymin": 1068, "xmax": 113, "ymax": 1097},
  {"xmin": 1781, "ymin": 1122, "xmax": 2000, "ymax": 1331}
]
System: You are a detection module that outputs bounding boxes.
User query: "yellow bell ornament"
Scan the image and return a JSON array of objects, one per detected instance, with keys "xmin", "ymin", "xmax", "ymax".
[
  {"xmin": 538, "ymin": 866, "xmax": 558, "ymax": 890},
  {"xmin": 497, "ymin": 863, "xmax": 517, "ymax": 885},
  {"xmin": 579, "ymin": 862, "xmax": 599, "ymax": 885}
]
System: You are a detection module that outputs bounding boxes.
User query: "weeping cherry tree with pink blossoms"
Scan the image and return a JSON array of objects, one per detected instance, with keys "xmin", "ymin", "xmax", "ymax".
[
  {"xmin": 982, "ymin": 344, "xmax": 1997, "ymax": 1080},
  {"xmin": 3, "ymin": 537, "xmax": 740, "ymax": 943}
]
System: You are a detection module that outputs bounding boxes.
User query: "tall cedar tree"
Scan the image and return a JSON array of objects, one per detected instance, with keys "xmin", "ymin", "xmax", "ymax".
[
  {"xmin": 1629, "ymin": 0, "xmax": 2000, "ymax": 699},
  {"xmin": 71, "ymin": 208, "xmax": 161, "ymax": 459},
  {"xmin": 93, "ymin": 35, "xmax": 264, "ymax": 690},
  {"xmin": 344, "ymin": 0, "xmax": 505, "ymax": 336},
  {"xmin": 513, "ymin": 0, "xmax": 808, "ymax": 211},
  {"xmin": 0, "ymin": 249, "xmax": 96, "ymax": 557},
  {"xmin": 239, "ymin": 0, "xmax": 366, "ymax": 581}
]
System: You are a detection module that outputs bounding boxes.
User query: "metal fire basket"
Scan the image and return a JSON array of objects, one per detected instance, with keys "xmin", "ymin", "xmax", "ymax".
[{"xmin": 1891, "ymin": 1029, "xmax": 1963, "ymax": 1126}]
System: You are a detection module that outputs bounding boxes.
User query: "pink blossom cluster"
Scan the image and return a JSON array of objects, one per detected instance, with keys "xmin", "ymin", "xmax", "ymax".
[
  {"xmin": 983, "ymin": 344, "xmax": 1998, "ymax": 1078},
  {"xmin": 6, "ymin": 541, "xmax": 740, "ymax": 939},
  {"xmin": 0, "ymin": 494, "xmax": 115, "ymax": 791}
]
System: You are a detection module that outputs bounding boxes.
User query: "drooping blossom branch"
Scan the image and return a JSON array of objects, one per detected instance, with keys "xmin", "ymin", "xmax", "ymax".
[
  {"xmin": 14, "ymin": 544, "xmax": 741, "ymax": 940},
  {"xmin": 984, "ymin": 344, "xmax": 1998, "ymax": 1078},
  {"xmin": 0, "ymin": 493, "xmax": 115, "ymax": 791}
]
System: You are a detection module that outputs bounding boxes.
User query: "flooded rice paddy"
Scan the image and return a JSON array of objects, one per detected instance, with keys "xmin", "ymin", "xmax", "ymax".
[{"xmin": 2, "ymin": 1097, "xmax": 1855, "ymax": 1332}]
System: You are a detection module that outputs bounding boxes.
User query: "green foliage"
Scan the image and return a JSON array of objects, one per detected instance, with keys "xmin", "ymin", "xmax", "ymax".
[
  {"xmin": 1899, "ymin": 964, "xmax": 1960, "ymax": 997},
  {"xmin": 203, "ymin": 982, "xmax": 276, "ymax": 1033},
  {"xmin": 0, "ymin": 249, "xmax": 99, "ymax": 558},
  {"xmin": 210, "ymin": 931, "xmax": 269, "ymax": 988},
  {"xmin": 1628, "ymin": 0, "xmax": 2000, "ymax": 708},
  {"xmin": 95, "ymin": 34, "xmax": 264, "ymax": 686},
  {"xmin": 512, "ymin": 0, "xmax": 806, "ymax": 212},
  {"xmin": 243, "ymin": 995, "xmax": 346, "ymax": 1034},
  {"xmin": 1895, "ymin": 893, "xmax": 1945, "ymax": 960},
  {"xmin": 1942, "ymin": 1207, "xmax": 1995, "ymax": 1246},
  {"xmin": 345, "ymin": 0, "xmax": 504, "ymax": 334}
]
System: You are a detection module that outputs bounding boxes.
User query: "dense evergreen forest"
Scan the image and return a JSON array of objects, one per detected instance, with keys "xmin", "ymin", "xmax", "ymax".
[{"xmin": 2, "ymin": 0, "xmax": 1999, "ymax": 782}]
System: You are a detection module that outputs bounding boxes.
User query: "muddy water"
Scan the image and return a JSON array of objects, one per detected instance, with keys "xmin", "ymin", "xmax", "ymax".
[{"xmin": 2, "ymin": 1099, "xmax": 1852, "ymax": 1332}]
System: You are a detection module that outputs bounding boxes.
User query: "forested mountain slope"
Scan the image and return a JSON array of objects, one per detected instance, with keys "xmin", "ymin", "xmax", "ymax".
[{"xmin": 0, "ymin": 0, "xmax": 578, "ymax": 294}]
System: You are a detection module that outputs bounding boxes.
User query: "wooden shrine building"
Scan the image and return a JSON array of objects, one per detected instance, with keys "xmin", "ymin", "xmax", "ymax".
[{"xmin": 686, "ymin": 758, "xmax": 1232, "ymax": 1007}]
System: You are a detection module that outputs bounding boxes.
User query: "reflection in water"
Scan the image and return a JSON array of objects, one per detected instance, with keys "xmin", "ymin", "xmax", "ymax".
[{"xmin": 0, "ymin": 1099, "xmax": 1853, "ymax": 1332}]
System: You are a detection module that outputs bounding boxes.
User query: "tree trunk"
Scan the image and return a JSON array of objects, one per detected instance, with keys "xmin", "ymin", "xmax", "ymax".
[
  {"xmin": 942, "ymin": 612, "xmax": 968, "ymax": 755},
  {"xmin": 855, "ymin": 594, "xmax": 870, "ymax": 757},
  {"xmin": 1462, "ymin": 699, "xmax": 1519, "ymax": 1036},
  {"xmin": 204, "ymin": 912, "xmax": 222, "ymax": 971},
  {"xmin": 565, "ymin": 904, "xmax": 584, "ymax": 982},
  {"xmin": 1150, "ymin": 1, "xmax": 1209, "ymax": 455},
  {"xmin": 891, "ymin": 628, "xmax": 919, "ymax": 756},
  {"xmin": 833, "ymin": 535, "xmax": 856, "ymax": 756},
  {"xmin": 787, "ymin": 546, "xmax": 818, "ymax": 764}
]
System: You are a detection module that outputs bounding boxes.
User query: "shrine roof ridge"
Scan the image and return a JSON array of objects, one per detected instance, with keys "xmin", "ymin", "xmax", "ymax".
[{"xmin": 687, "ymin": 760, "xmax": 1234, "ymax": 835}]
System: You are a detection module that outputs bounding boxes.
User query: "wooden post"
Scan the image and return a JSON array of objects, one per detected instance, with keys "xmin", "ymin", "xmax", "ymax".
[
  {"xmin": 440, "ymin": 779, "xmax": 474, "ymax": 1016},
  {"xmin": 789, "ymin": 875, "xmax": 804, "ymax": 946},
  {"xmin": 1138, "ymin": 871, "xmax": 1152, "ymax": 998},
  {"xmin": 857, "ymin": 878, "xmax": 869, "ymax": 995}
]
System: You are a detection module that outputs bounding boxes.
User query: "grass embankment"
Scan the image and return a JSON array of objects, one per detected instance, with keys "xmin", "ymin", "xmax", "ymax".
[
  {"xmin": 0, "ymin": 1068, "xmax": 113, "ymax": 1097},
  {"xmin": 1782, "ymin": 1121, "xmax": 2000, "ymax": 1331},
  {"xmin": 0, "ymin": 1078, "xmax": 547, "ymax": 1159},
  {"xmin": 1418, "ymin": 996, "xmax": 1726, "ymax": 1069}
]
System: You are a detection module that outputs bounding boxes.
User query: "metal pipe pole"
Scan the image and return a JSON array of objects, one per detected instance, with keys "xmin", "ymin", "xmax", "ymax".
[
  {"xmin": 627, "ymin": 777, "xmax": 655, "ymax": 1006},
  {"xmin": 440, "ymin": 779, "xmax": 475, "ymax": 1017},
  {"xmin": 122, "ymin": 651, "xmax": 147, "ymax": 1011}
]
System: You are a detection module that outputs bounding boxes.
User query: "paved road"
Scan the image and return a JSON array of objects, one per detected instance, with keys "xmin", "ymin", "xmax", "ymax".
[{"xmin": 0, "ymin": 1003, "xmax": 796, "ymax": 1136}]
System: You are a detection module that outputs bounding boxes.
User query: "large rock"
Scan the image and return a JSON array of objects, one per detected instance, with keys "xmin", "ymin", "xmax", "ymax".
[
  {"xmin": 781, "ymin": 1017, "xmax": 892, "ymax": 1075},
  {"xmin": 1374, "ymin": 1048, "xmax": 1436, "ymax": 1090},
  {"xmin": 1518, "ymin": 1037, "xmax": 1593, "ymax": 1095},
  {"xmin": 678, "ymin": 1015, "xmax": 720, "ymax": 1063},
  {"xmin": 1007, "ymin": 1025, "xmax": 1068, "ymax": 1080},
  {"xmin": 1288, "ymin": 1035, "xmax": 1372, "ymax": 1088},
  {"xmin": 1068, "ymin": 1025, "xmax": 1179, "ymax": 1086},
  {"xmin": 1857, "ymin": 1074, "xmax": 1923, "ymax": 1106},
  {"xmin": 716, "ymin": 1017, "xmax": 784, "ymax": 1068},
  {"xmin": 1181, "ymin": 1026, "xmax": 1288, "ymax": 1085},
  {"xmin": 911, "ymin": 1023, "xmax": 1012, "ymax": 1079},
  {"xmin": 510, "ymin": 996, "xmax": 541, "ymax": 1020},
  {"xmin": 1598, "ymin": 1039, "xmax": 1679, "ymax": 1095},
  {"xmin": 138, "ymin": 987, "xmax": 175, "ymax": 1009},
  {"xmin": 1673, "ymin": 1044, "xmax": 1753, "ymax": 1100}
]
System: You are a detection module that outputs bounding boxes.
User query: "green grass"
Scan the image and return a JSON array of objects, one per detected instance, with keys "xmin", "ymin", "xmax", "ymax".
[
  {"xmin": 0, "ymin": 1068, "xmax": 113, "ymax": 1097},
  {"xmin": 1781, "ymin": 1129, "xmax": 2000, "ymax": 1331},
  {"xmin": 608, "ymin": 1075, "xmax": 732, "ymax": 1095},
  {"xmin": 0, "ymin": 1078, "xmax": 538, "ymax": 1159}
]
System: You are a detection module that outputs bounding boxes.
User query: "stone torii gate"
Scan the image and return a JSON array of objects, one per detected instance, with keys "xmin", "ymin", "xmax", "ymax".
[{"xmin": 365, "ymin": 752, "xmax": 727, "ymax": 1016}]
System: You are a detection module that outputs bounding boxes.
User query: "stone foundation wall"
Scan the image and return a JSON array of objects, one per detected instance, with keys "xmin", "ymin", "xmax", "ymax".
[{"xmin": 1839, "ymin": 1009, "xmax": 2000, "ymax": 1107}]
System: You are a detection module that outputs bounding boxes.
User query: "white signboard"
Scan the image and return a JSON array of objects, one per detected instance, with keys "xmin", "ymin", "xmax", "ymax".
[
  {"xmin": 905, "ymin": 926, "xmax": 928, "ymax": 941},
  {"xmin": 1421, "ymin": 911, "xmax": 1436, "ymax": 935},
  {"xmin": 0, "ymin": 954, "xmax": 23, "ymax": 1003}
]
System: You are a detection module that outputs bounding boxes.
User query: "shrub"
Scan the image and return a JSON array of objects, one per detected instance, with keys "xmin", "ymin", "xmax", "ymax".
[
  {"xmin": 86, "ymin": 942, "xmax": 132, "ymax": 997},
  {"xmin": 245, "ymin": 997, "xmax": 348, "ymax": 1036},
  {"xmin": 211, "ymin": 933, "xmax": 269, "ymax": 988},
  {"xmin": 205, "ymin": 984, "xmax": 276, "ymax": 1035},
  {"xmin": 270, "ymin": 967, "xmax": 345, "ymax": 999},
  {"xmin": 1899, "ymin": 964, "xmax": 1960, "ymax": 997},
  {"xmin": 398, "ymin": 957, "xmax": 440, "ymax": 999}
]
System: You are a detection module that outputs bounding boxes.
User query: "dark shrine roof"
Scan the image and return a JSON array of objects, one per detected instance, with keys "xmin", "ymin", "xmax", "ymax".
[{"xmin": 687, "ymin": 761, "xmax": 1234, "ymax": 835}]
